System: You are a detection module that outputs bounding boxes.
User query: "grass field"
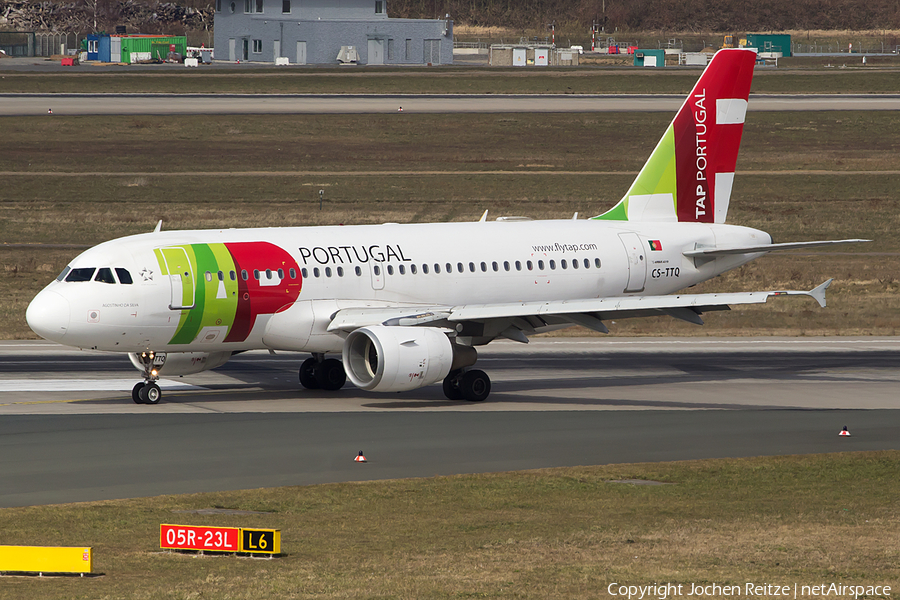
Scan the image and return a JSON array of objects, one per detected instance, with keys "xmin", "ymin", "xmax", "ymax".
[
  {"xmin": 1, "ymin": 110, "xmax": 897, "ymax": 339},
  {"xmin": 1, "ymin": 64, "xmax": 900, "ymax": 94},
  {"xmin": 0, "ymin": 452, "xmax": 897, "ymax": 599}
]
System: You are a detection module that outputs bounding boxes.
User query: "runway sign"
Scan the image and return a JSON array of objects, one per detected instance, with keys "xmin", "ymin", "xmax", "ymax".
[
  {"xmin": 240, "ymin": 528, "xmax": 281, "ymax": 555},
  {"xmin": 160, "ymin": 524, "xmax": 240, "ymax": 552},
  {"xmin": 0, "ymin": 545, "xmax": 92, "ymax": 574}
]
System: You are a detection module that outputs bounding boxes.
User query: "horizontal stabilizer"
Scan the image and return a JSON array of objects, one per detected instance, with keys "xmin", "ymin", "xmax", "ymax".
[{"xmin": 684, "ymin": 239, "xmax": 870, "ymax": 258}]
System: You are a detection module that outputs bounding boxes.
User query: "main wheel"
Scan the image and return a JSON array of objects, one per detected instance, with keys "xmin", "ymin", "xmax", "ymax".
[
  {"xmin": 132, "ymin": 382, "xmax": 145, "ymax": 404},
  {"xmin": 316, "ymin": 358, "xmax": 346, "ymax": 391},
  {"xmin": 442, "ymin": 370, "xmax": 464, "ymax": 401},
  {"xmin": 299, "ymin": 357, "xmax": 320, "ymax": 389},
  {"xmin": 139, "ymin": 382, "xmax": 162, "ymax": 405},
  {"xmin": 461, "ymin": 369, "xmax": 491, "ymax": 402}
]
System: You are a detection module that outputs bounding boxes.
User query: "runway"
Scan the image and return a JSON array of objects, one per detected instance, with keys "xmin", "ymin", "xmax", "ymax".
[
  {"xmin": 2, "ymin": 93, "xmax": 898, "ymax": 116},
  {"xmin": 1, "ymin": 338, "xmax": 898, "ymax": 507}
]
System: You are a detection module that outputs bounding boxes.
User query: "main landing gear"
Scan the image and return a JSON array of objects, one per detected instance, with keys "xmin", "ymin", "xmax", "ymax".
[
  {"xmin": 132, "ymin": 351, "xmax": 163, "ymax": 405},
  {"xmin": 442, "ymin": 368, "xmax": 491, "ymax": 402},
  {"xmin": 299, "ymin": 354, "xmax": 347, "ymax": 391}
]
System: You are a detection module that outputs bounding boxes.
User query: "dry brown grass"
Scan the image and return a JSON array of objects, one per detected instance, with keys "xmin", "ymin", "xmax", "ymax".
[
  {"xmin": 0, "ymin": 452, "xmax": 897, "ymax": 599},
  {"xmin": 2, "ymin": 111, "xmax": 896, "ymax": 339}
]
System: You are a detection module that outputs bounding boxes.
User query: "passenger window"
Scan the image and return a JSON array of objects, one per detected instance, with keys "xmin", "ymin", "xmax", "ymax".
[
  {"xmin": 205, "ymin": 271, "xmax": 213, "ymax": 282},
  {"xmin": 253, "ymin": 269, "xmax": 260, "ymax": 280},
  {"xmin": 549, "ymin": 260, "xmax": 556, "ymax": 270},
  {"xmin": 469, "ymin": 262, "xmax": 475, "ymax": 272},
  {"xmin": 115, "ymin": 268, "xmax": 133, "ymax": 284},
  {"xmin": 56, "ymin": 266, "xmax": 71, "ymax": 282},
  {"xmin": 314, "ymin": 267, "xmax": 320, "ymax": 277},
  {"xmin": 266, "ymin": 269, "xmax": 273, "ymax": 279},
  {"xmin": 277, "ymin": 268, "xmax": 284, "ymax": 279},
  {"xmin": 457, "ymin": 262, "xmax": 463, "ymax": 273},
  {"xmin": 374, "ymin": 265, "xmax": 381, "ymax": 276},
  {"xmin": 337, "ymin": 266, "xmax": 344, "ymax": 277},
  {"xmin": 503, "ymin": 261, "xmax": 510, "ymax": 271},
  {"xmin": 527, "ymin": 260, "xmax": 533, "ymax": 271},
  {"xmin": 387, "ymin": 265, "xmax": 394, "ymax": 275},
  {"xmin": 230, "ymin": 270, "xmax": 237, "ymax": 280},
  {"xmin": 218, "ymin": 271, "xmax": 225, "ymax": 281},
  {"xmin": 301, "ymin": 268, "xmax": 309, "ymax": 278},
  {"xmin": 325, "ymin": 267, "xmax": 332, "ymax": 277},
  {"xmin": 423, "ymin": 264, "xmax": 429, "ymax": 274},
  {"xmin": 289, "ymin": 268, "xmax": 296, "ymax": 279},
  {"xmin": 242, "ymin": 270, "xmax": 249, "ymax": 280},
  {"xmin": 434, "ymin": 264, "xmax": 441, "ymax": 274},
  {"xmin": 561, "ymin": 260, "xmax": 567, "ymax": 270},
  {"xmin": 445, "ymin": 263, "xmax": 452, "ymax": 273},
  {"xmin": 538, "ymin": 260, "xmax": 544, "ymax": 270},
  {"xmin": 399, "ymin": 265, "xmax": 405, "ymax": 275},
  {"xmin": 480, "ymin": 262, "xmax": 487, "ymax": 272},
  {"xmin": 583, "ymin": 258, "xmax": 590, "ymax": 268},
  {"xmin": 595, "ymin": 258, "xmax": 602, "ymax": 268},
  {"xmin": 95, "ymin": 267, "xmax": 116, "ymax": 284},
  {"xmin": 355, "ymin": 266, "xmax": 362, "ymax": 276},
  {"xmin": 515, "ymin": 261, "xmax": 522, "ymax": 271},
  {"xmin": 572, "ymin": 259, "xmax": 579, "ymax": 270},
  {"xmin": 411, "ymin": 264, "xmax": 417, "ymax": 275}
]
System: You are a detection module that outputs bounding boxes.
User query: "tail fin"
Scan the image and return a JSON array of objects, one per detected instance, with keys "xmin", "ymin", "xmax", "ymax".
[{"xmin": 594, "ymin": 48, "xmax": 756, "ymax": 224}]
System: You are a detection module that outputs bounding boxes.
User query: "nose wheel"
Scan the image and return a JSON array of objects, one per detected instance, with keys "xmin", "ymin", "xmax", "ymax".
[
  {"xmin": 132, "ymin": 381, "xmax": 162, "ymax": 405},
  {"xmin": 132, "ymin": 351, "xmax": 164, "ymax": 405}
]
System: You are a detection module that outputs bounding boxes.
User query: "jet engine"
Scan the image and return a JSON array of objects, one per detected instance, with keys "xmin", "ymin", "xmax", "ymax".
[
  {"xmin": 342, "ymin": 326, "xmax": 465, "ymax": 392},
  {"xmin": 128, "ymin": 351, "xmax": 232, "ymax": 377}
]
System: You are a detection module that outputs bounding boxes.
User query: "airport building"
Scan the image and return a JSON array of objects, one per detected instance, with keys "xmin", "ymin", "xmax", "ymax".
[{"xmin": 213, "ymin": 0, "xmax": 453, "ymax": 65}]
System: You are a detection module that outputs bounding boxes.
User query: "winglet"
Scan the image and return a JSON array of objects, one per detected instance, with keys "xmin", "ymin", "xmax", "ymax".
[
  {"xmin": 808, "ymin": 278, "xmax": 833, "ymax": 308},
  {"xmin": 153, "ymin": 220, "xmax": 163, "ymax": 233},
  {"xmin": 478, "ymin": 210, "xmax": 488, "ymax": 223}
]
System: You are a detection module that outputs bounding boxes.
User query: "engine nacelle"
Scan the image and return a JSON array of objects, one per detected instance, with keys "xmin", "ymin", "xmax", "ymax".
[
  {"xmin": 342, "ymin": 326, "xmax": 455, "ymax": 392},
  {"xmin": 128, "ymin": 351, "xmax": 231, "ymax": 376}
]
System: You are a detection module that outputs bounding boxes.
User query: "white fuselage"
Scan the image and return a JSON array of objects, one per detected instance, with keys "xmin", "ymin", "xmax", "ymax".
[{"xmin": 26, "ymin": 219, "xmax": 770, "ymax": 353}]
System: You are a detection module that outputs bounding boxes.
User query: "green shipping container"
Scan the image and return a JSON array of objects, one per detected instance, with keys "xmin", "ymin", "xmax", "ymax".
[
  {"xmin": 119, "ymin": 36, "xmax": 187, "ymax": 63},
  {"xmin": 633, "ymin": 49, "xmax": 665, "ymax": 67},
  {"xmin": 745, "ymin": 34, "xmax": 792, "ymax": 57}
]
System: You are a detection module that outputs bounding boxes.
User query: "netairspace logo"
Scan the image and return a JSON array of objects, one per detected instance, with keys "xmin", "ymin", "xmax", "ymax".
[{"xmin": 607, "ymin": 582, "xmax": 892, "ymax": 600}]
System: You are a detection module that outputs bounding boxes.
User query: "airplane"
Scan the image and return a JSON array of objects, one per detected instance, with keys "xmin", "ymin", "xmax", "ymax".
[{"xmin": 26, "ymin": 48, "xmax": 867, "ymax": 405}]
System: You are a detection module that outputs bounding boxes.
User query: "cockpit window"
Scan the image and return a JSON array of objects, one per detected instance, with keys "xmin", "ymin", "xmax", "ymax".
[
  {"xmin": 95, "ymin": 268, "xmax": 116, "ymax": 284},
  {"xmin": 115, "ymin": 268, "xmax": 133, "ymax": 284},
  {"xmin": 56, "ymin": 266, "xmax": 71, "ymax": 282},
  {"xmin": 65, "ymin": 267, "xmax": 96, "ymax": 282}
]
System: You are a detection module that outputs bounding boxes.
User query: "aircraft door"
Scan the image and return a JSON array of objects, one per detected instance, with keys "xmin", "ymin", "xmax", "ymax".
[
  {"xmin": 618, "ymin": 232, "xmax": 647, "ymax": 293},
  {"xmin": 370, "ymin": 263, "xmax": 384, "ymax": 290},
  {"xmin": 160, "ymin": 247, "xmax": 196, "ymax": 310}
]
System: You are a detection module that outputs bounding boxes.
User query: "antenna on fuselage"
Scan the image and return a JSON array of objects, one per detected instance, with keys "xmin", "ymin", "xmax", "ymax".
[{"xmin": 153, "ymin": 220, "xmax": 163, "ymax": 233}]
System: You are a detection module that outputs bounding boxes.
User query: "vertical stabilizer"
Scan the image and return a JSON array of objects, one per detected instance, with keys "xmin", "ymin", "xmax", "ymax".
[{"xmin": 594, "ymin": 48, "xmax": 756, "ymax": 223}]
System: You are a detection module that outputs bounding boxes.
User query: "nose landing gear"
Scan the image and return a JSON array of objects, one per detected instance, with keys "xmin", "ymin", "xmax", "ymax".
[{"xmin": 132, "ymin": 351, "xmax": 165, "ymax": 405}]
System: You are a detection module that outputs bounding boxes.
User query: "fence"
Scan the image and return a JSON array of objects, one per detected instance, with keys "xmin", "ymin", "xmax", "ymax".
[{"xmin": 0, "ymin": 32, "xmax": 78, "ymax": 57}]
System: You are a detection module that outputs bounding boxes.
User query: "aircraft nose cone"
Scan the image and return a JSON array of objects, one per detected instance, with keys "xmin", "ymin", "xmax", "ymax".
[{"xmin": 26, "ymin": 290, "xmax": 70, "ymax": 342}]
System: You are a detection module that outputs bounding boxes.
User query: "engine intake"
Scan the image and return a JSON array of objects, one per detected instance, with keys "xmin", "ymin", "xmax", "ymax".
[{"xmin": 342, "ymin": 326, "xmax": 458, "ymax": 392}]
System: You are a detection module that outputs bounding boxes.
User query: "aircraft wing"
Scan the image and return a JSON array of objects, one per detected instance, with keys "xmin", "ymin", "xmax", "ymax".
[
  {"xmin": 327, "ymin": 280, "xmax": 833, "ymax": 337},
  {"xmin": 683, "ymin": 239, "xmax": 869, "ymax": 257}
]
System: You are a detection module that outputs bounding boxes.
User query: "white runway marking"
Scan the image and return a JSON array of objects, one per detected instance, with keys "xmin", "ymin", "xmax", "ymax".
[{"xmin": 0, "ymin": 379, "xmax": 203, "ymax": 392}]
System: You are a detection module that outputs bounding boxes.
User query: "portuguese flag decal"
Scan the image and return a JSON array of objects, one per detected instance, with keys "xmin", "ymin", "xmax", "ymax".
[{"xmin": 648, "ymin": 240, "xmax": 663, "ymax": 251}]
